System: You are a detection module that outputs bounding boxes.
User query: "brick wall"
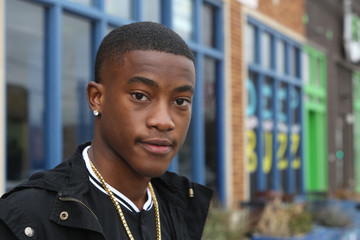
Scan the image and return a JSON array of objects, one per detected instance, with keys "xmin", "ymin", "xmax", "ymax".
[
  {"xmin": 258, "ymin": 0, "xmax": 305, "ymax": 35},
  {"xmin": 230, "ymin": 0, "xmax": 245, "ymax": 209}
]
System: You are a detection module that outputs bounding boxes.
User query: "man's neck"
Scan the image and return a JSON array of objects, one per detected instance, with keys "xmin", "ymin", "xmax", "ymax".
[{"xmin": 88, "ymin": 143, "xmax": 150, "ymax": 210}]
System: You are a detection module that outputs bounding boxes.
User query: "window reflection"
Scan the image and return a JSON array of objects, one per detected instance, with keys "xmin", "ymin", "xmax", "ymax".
[
  {"xmin": 277, "ymin": 40, "xmax": 285, "ymax": 74},
  {"xmin": 302, "ymin": 52, "xmax": 310, "ymax": 84},
  {"xmin": 246, "ymin": 23, "xmax": 255, "ymax": 64},
  {"xmin": 290, "ymin": 46, "xmax": 299, "ymax": 77},
  {"xmin": 6, "ymin": 0, "xmax": 45, "ymax": 185},
  {"xmin": 105, "ymin": 0, "xmax": 132, "ymax": 19},
  {"xmin": 202, "ymin": 3, "xmax": 215, "ymax": 47},
  {"xmin": 178, "ymin": 131, "xmax": 192, "ymax": 179},
  {"xmin": 261, "ymin": 32, "xmax": 271, "ymax": 69},
  {"xmin": 204, "ymin": 57, "xmax": 217, "ymax": 189},
  {"xmin": 62, "ymin": 14, "xmax": 92, "ymax": 159},
  {"xmin": 173, "ymin": 0, "xmax": 193, "ymax": 40},
  {"xmin": 143, "ymin": 0, "xmax": 161, "ymax": 22}
]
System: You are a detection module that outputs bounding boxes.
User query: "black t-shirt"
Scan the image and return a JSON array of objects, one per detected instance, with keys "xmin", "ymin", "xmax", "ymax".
[{"xmin": 88, "ymin": 182, "xmax": 175, "ymax": 239}]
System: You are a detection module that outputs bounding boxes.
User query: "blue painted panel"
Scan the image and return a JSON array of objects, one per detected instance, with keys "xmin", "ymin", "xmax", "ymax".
[
  {"xmin": 45, "ymin": 5, "xmax": 62, "ymax": 169},
  {"xmin": 257, "ymin": 74, "xmax": 265, "ymax": 191},
  {"xmin": 191, "ymin": 53, "xmax": 205, "ymax": 184}
]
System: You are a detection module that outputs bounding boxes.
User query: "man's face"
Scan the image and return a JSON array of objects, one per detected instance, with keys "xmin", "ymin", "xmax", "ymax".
[{"xmin": 98, "ymin": 50, "xmax": 195, "ymax": 178}]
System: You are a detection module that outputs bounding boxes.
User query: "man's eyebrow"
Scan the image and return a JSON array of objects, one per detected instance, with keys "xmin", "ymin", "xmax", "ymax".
[
  {"xmin": 174, "ymin": 85, "xmax": 194, "ymax": 94},
  {"xmin": 127, "ymin": 76, "xmax": 159, "ymax": 88}
]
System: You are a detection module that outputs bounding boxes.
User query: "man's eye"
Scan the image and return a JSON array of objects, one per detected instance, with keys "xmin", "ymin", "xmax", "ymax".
[
  {"xmin": 132, "ymin": 93, "xmax": 148, "ymax": 101},
  {"xmin": 174, "ymin": 98, "xmax": 190, "ymax": 106}
]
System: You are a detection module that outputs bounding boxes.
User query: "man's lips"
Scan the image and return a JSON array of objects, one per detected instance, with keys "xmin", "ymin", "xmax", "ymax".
[{"xmin": 138, "ymin": 138, "xmax": 174, "ymax": 155}]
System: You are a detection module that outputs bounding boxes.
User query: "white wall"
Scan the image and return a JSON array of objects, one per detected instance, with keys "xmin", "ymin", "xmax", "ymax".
[{"xmin": 0, "ymin": 0, "xmax": 6, "ymax": 195}]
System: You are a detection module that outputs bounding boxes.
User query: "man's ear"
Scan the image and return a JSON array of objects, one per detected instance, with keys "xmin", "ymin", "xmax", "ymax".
[{"xmin": 87, "ymin": 81, "xmax": 104, "ymax": 113}]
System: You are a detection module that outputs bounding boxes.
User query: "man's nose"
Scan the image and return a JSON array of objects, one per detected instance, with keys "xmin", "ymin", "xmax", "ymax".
[{"xmin": 146, "ymin": 101, "xmax": 175, "ymax": 131}]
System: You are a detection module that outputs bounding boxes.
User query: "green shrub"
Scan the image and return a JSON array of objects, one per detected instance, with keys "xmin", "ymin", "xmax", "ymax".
[{"xmin": 288, "ymin": 212, "xmax": 313, "ymax": 236}]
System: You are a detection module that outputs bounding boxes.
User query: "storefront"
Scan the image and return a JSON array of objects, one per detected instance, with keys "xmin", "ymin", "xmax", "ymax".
[{"xmin": 245, "ymin": 16, "xmax": 304, "ymax": 196}]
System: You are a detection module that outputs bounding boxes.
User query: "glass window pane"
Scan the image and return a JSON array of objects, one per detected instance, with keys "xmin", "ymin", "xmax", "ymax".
[
  {"xmin": 6, "ymin": 0, "xmax": 45, "ymax": 185},
  {"xmin": 143, "ymin": 0, "xmax": 161, "ymax": 22},
  {"xmin": 105, "ymin": 0, "xmax": 132, "ymax": 19},
  {"xmin": 302, "ymin": 51, "xmax": 310, "ymax": 84},
  {"xmin": 202, "ymin": 3, "xmax": 215, "ymax": 47},
  {"xmin": 277, "ymin": 40, "xmax": 285, "ymax": 74},
  {"xmin": 261, "ymin": 32, "xmax": 271, "ymax": 69},
  {"xmin": 204, "ymin": 57, "xmax": 217, "ymax": 189},
  {"xmin": 178, "ymin": 132, "xmax": 192, "ymax": 179},
  {"xmin": 246, "ymin": 23, "xmax": 255, "ymax": 64},
  {"xmin": 67, "ymin": 0, "xmax": 93, "ymax": 6},
  {"xmin": 247, "ymin": 71, "xmax": 259, "ymax": 197},
  {"xmin": 290, "ymin": 46, "xmax": 299, "ymax": 77},
  {"xmin": 62, "ymin": 14, "xmax": 92, "ymax": 158},
  {"xmin": 278, "ymin": 82, "xmax": 288, "ymax": 124},
  {"xmin": 173, "ymin": 0, "xmax": 193, "ymax": 41},
  {"xmin": 262, "ymin": 77, "xmax": 273, "ymax": 121}
]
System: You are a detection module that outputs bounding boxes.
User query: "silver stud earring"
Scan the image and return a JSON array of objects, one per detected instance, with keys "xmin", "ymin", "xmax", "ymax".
[{"xmin": 93, "ymin": 110, "xmax": 99, "ymax": 116}]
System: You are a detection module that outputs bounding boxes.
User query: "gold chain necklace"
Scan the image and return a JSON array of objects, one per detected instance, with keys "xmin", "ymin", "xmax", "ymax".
[{"xmin": 90, "ymin": 161, "xmax": 161, "ymax": 240}]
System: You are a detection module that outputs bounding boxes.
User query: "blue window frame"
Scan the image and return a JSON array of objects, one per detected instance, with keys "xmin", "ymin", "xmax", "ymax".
[
  {"xmin": 5, "ymin": 0, "xmax": 225, "ymax": 203},
  {"xmin": 245, "ymin": 16, "xmax": 304, "ymax": 196}
]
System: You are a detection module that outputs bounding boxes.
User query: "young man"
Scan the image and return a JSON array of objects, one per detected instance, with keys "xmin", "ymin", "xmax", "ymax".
[{"xmin": 0, "ymin": 22, "xmax": 213, "ymax": 239}]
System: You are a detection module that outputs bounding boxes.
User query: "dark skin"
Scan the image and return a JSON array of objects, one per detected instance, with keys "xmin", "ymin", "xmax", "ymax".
[{"xmin": 87, "ymin": 50, "xmax": 196, "ymax": 210}]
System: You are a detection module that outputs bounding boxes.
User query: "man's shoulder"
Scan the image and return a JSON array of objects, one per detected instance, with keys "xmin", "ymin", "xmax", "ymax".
[{"xmin": 1, "ymin": 187, "xmax": 57, "ymax": 219}]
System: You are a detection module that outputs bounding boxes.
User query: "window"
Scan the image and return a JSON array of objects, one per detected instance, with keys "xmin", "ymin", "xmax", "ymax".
[
  {"xmin": 143, "ymin": 0, "xmax": 161, "ymax": 22},
  {"xmin": 105, "ymin": 0, "xmax": 132, "ymax": 19},
  {"xmin": 204, "ymin": 57, "xmax": 217, "ymax": 189},
  {"xmin": 302, "ymin": 51, "xmax": 310, "ymax": 84},
  {"xmin": 277, "ymin": 40, "xmax": 285, "ymax": 74},
  {"xmin": 62, "ymin": 14, "xmax": 92, "ymax": 158},
  {"xmin": 203, "ymin": 3, "xmax": 215, "ymax": 47},
  {"xmin": 246, "ymin": 17, "xmax": 303, "ymax": 195},
  {"xmin": 6, "ymin": 0, "xmax": 45, "ymax": 185},
  {"xmin": 246, "ymin": 23, "xmax": 256, "ymax": 64},
  {"xmin": 261, "ymin": 32, "xmax": 271, "ymax": 69},
  {"xmin": 173, "ymin": 0, "xmax": 193, "ymax": 40},
  {"xmin": 176, "ymin": 1, "xmax": 225, "ymax": 202}
]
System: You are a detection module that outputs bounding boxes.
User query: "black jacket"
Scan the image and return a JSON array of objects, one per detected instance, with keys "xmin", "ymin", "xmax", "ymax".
[{"xmin": 0, "ymin": 143, "xmax": 213, "ymax": 240}]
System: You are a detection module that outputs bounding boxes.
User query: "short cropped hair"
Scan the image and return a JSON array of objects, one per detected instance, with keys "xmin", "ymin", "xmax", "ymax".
[{"xmin": 94, "ymin": 21, "xmax": 195, "ymax": 83}]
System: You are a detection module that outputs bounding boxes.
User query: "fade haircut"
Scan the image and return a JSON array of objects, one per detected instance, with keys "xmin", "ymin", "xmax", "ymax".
[{"xmin": 94, "ymin": 21, "xmax": 195, "ymax": 83}]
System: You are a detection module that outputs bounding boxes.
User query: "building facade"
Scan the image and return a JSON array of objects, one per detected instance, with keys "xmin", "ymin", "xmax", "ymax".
[
  {"xmin": 305, "ymin": 0, "xmax": 360, "ymax": 193},
  {"xmin": 2, "ymin": 0, "xmax": 360, "ymax": 210},
  {"xmin": 230, "ymin": 0, "xmax": 306, "ymax": 208},
  {"xmin": 1, "ymin": 0, "xmax": 227, "ymax": 204}
]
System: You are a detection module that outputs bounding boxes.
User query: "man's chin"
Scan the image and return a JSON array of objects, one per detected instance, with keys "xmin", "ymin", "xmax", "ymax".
[{"xmin": 139, "ymin": 164, "xmax": 171, "ymax": 179}]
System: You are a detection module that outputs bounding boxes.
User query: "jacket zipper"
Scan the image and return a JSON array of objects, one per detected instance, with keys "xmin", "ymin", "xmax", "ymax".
[{"xmin": 59, "ymin": 196, "xmax": 98, "ymax": 221}]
